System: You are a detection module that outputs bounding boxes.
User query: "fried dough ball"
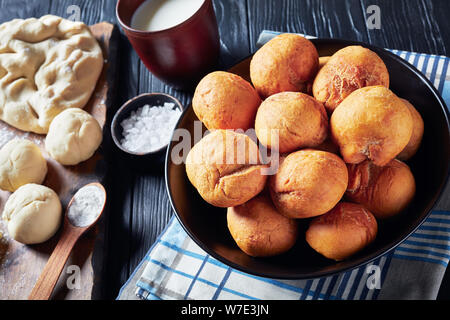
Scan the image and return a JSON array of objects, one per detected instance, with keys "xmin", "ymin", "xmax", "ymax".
[
  {"xmin": 318, "ymin": 56, "xmax": 331, "ymax": 70},
  {"xmin": 269, "ymin": 149, "xmax": 348, "ymax": 219},
  {"xmin": 250, "ymin": 33, "xmax": 319, "ymax": 98},
  {"xmin": 186, "ymin": 130, "xmax": 267, "ymax": 207},
  {"xmin": 397, "ymin": 98, "xmax": 424, "ymax": 161},
  {"xmin": 306, "ymin": 202, "xmax": 377, "ymax": 261},
  {"xmin": 227, "ymin": 195, "xmax": 298, "ymax": 257},
  {"xmin": 255, "ymin": 92, "xmax": 328, "ymax": 153},
  {"xmin": 346, "ymin": 159, "xmax": 416, "ymax": 219},
  {"xmin": 314, "ymin": 127, "xmax": 340, "ymax": 155},
  {"xmin": 313, "ymin": 46, "xmax": 389, "ymax": 112},
  {"xmin": 192, "ymin": 71, "xmax": 261, "ymax": 130},
  {"xmin": 330, "ymin": 86, "xmax": 413, "ymax": 166}
]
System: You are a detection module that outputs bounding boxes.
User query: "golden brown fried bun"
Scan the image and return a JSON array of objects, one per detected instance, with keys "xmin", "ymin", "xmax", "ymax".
[
  {"xmin": 186, "ymin": 130, "xmax": 267, "ymax": 207},
  {"xmin": 318, "ymin": 56, "xmax": 331, "ymax": 70},
  {"xmin": 397, "ymin": 98, "xmax": 424, "ymax": 161},
  {"xmin": 269, "ymin": 149, "xmax": 348, "ymax": 219},
  {"xmin": 250, "ymin": 33, "xmax": 319, "ymax": 98},
  {"xmin": 314, "ymin": 128, "xmax": 340, "ymax": 155},
  {"xmin": 330, "ymin": 86, "xmax": 413, "ymax": 166},
  {"xmin": 192, "ymin": 71, "xmax": 261, "ymax": 130},
  {"xmin": 306, "ymin": 202, "xmax": 377, "ymax": 261},
  {"xmin": 313, "ymin": 46, "xmax": 389, "ymax": 112},
  {"xmin": 227, "ymin": 195, "xmax": 298, "ymax": 257},
  {"xmin": 346, "ymin": 159, "xmax": 416, "ymax": 219},
  {"xmin": 255, "ymin": 92, "xmax": 328, "ymax": 153}
]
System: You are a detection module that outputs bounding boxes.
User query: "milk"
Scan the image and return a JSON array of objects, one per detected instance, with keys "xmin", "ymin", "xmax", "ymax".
[{"xmin": 131, "ymin": 0, "xmax": 204, "ymax": 32}]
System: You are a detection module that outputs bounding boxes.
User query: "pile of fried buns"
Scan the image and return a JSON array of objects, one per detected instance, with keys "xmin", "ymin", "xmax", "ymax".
[{"xmin": 186, "ymin": 33, "xmax": 423, "ymax": 261}]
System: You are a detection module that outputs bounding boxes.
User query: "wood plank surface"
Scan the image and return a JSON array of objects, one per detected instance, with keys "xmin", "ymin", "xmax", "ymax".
[
  {"xmin": 0, "ymin": 0, "xmax": 449, "ymax": 300},
  {"xmin": 0, "ymin": 18, "xmax": 117, "ymax": 299}
]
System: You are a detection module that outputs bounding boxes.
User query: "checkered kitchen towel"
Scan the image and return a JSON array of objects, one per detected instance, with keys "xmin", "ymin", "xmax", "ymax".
[{"xmin": 117, "ymin": 31, "xmax": 450, "ymax": 300}]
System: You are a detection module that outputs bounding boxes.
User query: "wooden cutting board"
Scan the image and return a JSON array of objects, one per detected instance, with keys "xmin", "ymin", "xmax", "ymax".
[{"xmin": 0, "ymin": 22, "xmax": 118, "ymax": 300}]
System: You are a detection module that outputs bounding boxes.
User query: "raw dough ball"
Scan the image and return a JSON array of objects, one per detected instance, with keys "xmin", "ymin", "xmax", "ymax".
[
  {"xmin": 0, "ymin": 139, "xmax": 47, "ymax": 192},
  {"xmin": 313, "ymin": 46, "xmax": 389, "ymax": 113},
  {"xmin": 330, "ymin": 86, "xmax": 413, "ymax": 166},
  {"xmin": 250, "ymin": 33, "xmax": 319, "ymax": 98},
  {"xmin": 346, "ymin": 159, "xmax": 416, "ymax": 219},
  {"xmin": 192, "ymin": 71, "xmax": 261, "ymax": 130},
  {"xmin": 269, "ymin": 149, "xmax": 348, "ymax": 219},
  {"xmin": 227, "ymin": 195, "xmax": 298, "ymax": 257},
  {"xmin": 186, "ymin": 130, "xmax": 267, "ymax": 207},
  {"xmin": 306, "ymin": 202, "xmax": 378, "ymax": 261},
  {"xmin": 0, "ymin": 15, "xmax": 103, "ymax": 133},
  {"xmin": 45, "ymin": 108, "xmax": 103, "ymax": 165},
  {"xmin": 397, "ymin": 98, "xmax": 424, "ymax": 161},
  {"xmin": 2, "ymin": 183, "xmax": 62, "ymax": 244},
  {"xmin": 255, "ymin": 92, "xmax": 328, "ymax": 153}
]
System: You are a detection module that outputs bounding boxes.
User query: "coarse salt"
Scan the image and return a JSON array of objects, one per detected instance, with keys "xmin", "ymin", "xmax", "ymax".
[
  {"xmin": 120, "ymin": 102, "xmax": 181, "ymax": 153},
  {"xmin": 67, "ymin": 185, "xmax": 105, "ymax": 227}
]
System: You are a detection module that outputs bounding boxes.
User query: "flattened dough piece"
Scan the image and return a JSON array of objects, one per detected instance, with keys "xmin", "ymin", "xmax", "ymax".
[{"xmin": 0, "ymin": 15, "xmax": 103, "ymax": 133}]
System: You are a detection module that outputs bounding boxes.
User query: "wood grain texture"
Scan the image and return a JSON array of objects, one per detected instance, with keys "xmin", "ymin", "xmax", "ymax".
[
  {"xmin": 0, "ymin": 0, "xmax": 449, "ymax": 300},
  {"xmin": 0, "ymin": 14, "xmax": 116, "ymax": 299},
  {"xmin": 28, "ymin": 224, "xmax": 85, "ymax": 300},
  {"xmin": 100, "ymin": 33, "xmax": 139, "ymax": 297},
  {"xmin": 0, "ymin": 0, "xmax": 51, "ymax": 24},
  {"xmin": 213, "ymin": 0, "xmax": 251, "ymax": 67},
  {"xmin": 103, "ymin": 0, "xmax": 450, "ymax": 299},
  {"xmin": 360, "ymin": 0, "xmax": 448, "ymax": 55},
  {"xmin": 113, "ymin": 0, "xmax": 450, "ymax": 300},
  {"xmin": 29, "ymin": 182, "xmax": 106, "ymax": 300}
]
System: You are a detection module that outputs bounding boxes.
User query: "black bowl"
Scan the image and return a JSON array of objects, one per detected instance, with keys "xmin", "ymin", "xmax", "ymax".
[
  {"xmin": 165, "ymin": 38, "xmax": 450, "ymax": 279},
  {"xmin": 111, "ymin": 93, "xmax": 183, "ymax": 170}
]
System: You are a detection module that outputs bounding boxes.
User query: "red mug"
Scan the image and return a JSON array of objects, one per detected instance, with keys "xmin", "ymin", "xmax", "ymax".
[{"xmin": 116, "ymin": 0, "xmax": 220, "ymax": 90}]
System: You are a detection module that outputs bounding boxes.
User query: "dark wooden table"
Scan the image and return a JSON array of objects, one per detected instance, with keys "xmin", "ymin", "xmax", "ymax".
[{"xmin": 0, "ymin": 0, "xmax": 449, "ymax": 300}]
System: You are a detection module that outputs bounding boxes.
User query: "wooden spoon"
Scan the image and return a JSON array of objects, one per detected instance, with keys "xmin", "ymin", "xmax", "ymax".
[{"xmin": 28, "ymin": 182, "xmax": 106, "ymax": 300}]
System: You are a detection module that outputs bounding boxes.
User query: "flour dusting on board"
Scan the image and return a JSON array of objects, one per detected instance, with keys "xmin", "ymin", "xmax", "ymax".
[{"xmin": 67, "ymin": 185, "xmax": 105, "ymax": 227}]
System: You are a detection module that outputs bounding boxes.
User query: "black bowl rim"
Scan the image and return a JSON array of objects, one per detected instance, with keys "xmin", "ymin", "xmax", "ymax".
[
  {"xmin": 111, "ymin": 92, "xmax": 184, "ymax": 156},
  {"xmin": 165, "ymin": 37, "xmax": 450, "ymax": 279}
]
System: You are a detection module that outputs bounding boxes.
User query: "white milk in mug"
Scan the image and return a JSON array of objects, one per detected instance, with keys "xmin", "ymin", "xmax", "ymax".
[{"xmin": 131, "ymin": 0, "xmax": 205, "ymax": 32}]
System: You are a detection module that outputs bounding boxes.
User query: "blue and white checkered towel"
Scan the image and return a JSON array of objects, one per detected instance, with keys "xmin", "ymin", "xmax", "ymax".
[{"xmin": 117, "ymin": 31, "xmax": 450, "ymax": 300}]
